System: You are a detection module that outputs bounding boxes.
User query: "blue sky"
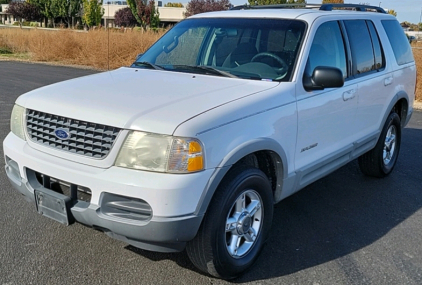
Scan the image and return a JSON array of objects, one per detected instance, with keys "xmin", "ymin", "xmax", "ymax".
[{"xmin": 226, "ymin": 0, "xmax": 422, "ymax": 24}]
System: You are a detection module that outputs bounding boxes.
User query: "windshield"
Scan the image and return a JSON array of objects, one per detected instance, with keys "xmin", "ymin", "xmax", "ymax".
[{"xmin": 133, "ymin": 18, "xmax": 306, "ymax": 82}]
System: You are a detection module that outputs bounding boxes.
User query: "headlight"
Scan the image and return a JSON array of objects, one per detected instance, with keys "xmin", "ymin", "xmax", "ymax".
[
  {"xmin": 115, "ymin": 131, "xmax": 204, "ymax": 173},
  {"xmin": 10, "ymin": 104, "xmax": 26, "ymax": 141}
]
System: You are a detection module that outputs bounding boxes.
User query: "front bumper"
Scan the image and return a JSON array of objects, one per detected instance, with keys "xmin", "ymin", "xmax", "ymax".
[{"xmin": 3, "ymin": 132, "xmax": 213, "ymax": 252}]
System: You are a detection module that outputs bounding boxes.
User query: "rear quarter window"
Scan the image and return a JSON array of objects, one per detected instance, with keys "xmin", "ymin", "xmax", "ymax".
[{"xmin": 381, "ymin": 20, "xmax": 414, "ymax": 65}]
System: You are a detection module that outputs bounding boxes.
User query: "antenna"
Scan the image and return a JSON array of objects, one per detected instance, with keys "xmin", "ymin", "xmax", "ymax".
[{"xmin": 105, "ymin": 0, "xmax": 110, "ymax": 71}]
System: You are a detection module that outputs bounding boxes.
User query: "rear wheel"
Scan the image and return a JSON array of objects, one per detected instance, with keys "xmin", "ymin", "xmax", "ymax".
[
  {"xmin": 186, "ymin": 166, "xmax": 273, "ymax": 279},
  {"xmin": 358, "ymin": 112, "xmax": 401, "ymax": 177}
]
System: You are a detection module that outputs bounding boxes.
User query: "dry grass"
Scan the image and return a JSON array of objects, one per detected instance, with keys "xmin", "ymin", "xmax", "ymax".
[
  {"xmin": 0, "ymin": 28, "xmax": 165, "ymax": 70},
  {"xmin": 412, "ymin": 42, "xmax": 422, "ymax": 101},
  {"xmin": 0, "ymin": 27, "xmax": 421, "ymax": 100}
]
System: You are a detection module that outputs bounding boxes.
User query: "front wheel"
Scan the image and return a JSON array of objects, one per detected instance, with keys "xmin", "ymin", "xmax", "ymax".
[
  {"xmin": 186, "ymin": 166, "xmax": 273, "ymax": 279},
  {"xmin": 358, "ymin": 112, "xmax": 402, "ymax": 177}
]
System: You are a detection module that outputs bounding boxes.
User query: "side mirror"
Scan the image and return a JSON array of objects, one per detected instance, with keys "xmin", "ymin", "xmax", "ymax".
[
  {"xmin": 303, "ymin": 66, "xmax": 344, "ymax": 91},
  {"xmin": 135, "ymin": 53, "xmax": 143, "ymax": 60}
]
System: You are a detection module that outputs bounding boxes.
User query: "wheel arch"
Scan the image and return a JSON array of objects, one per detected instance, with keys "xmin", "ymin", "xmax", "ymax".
[
  {"xmin": 382, "ymin": 91, "xmax": 410, "ymax": 130},
  {"xmin": 195, "ymin": 138, "xmax": 288, "ymax": 216},
  {"xmin": 392, "ymin": 95, "xmax": 410, "ymax": 128}
]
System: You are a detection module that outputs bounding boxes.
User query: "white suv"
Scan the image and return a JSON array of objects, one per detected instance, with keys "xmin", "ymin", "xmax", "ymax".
[{"xmin": 3, "ymin": 4, "xmax": 416, "ymax": 279}]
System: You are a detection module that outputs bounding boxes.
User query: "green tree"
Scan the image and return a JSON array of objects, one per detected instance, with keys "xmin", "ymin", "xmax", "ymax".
[
  {"xmin": 127, "ymin": 0, "xmax": 142, "ymax": 24},
  {"xmin": 51, "ymin": 0, "xmax": 82, "ymax": 28},
  {"xmin": 126, "ymin": 0, "xmax": 159, "ymax": 30},
  {"xmin": 29, "ymin": 0, "xmax": 54, "ymax": 27},
  {"xmin": 149, "ymin": 2, "xmax": 159, "ymax": 28},
  {"xmin": 0, "ymin": 0, "xmax": 10, "ymax": 5},
  {"xmin": 82, "ymin": 0, "xmax": 103, "ymax": 28}
]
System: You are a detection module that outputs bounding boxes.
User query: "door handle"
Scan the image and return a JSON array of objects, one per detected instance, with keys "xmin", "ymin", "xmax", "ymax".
[
  {"xmin": 342, "ymin": 89, "xmax": 356, "ymax": 101},
  {"xmin": 384, "ymin": 77, "xmax": 393, "ymax": 86}
]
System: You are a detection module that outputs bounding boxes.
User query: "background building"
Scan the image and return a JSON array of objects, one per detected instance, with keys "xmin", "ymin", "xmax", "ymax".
[{"xmin": 1, "ymin": 2, "xmax": 186, "ymax": 27}]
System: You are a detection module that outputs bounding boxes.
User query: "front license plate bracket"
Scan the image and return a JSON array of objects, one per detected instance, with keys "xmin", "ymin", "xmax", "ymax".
[{"xmin": 34, "ymin": 189, "xmax": 74, "ymax": 225}]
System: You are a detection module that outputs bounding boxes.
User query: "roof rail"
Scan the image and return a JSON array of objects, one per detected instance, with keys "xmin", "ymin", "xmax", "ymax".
[
  {"xmin": 230, "ymin": 4, "xmax": 306, "ymax": 10},
  {"xmin": 230, "ymin": 3, "xmax": 387, "ymax": 14},
  {"xmin": 320, "ymin": 4, "xmax": 386, "ymax": 13}
]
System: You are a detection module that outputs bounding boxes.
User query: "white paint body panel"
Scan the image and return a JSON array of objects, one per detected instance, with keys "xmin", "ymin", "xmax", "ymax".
[{"xmin": 16, "ymin": 67, "xmax": 278, "ymax": 135}]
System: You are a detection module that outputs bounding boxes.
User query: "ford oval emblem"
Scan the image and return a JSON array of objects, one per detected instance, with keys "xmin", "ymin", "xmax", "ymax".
[{"xmin": 54, "ymin": 128, "xmax": 70, "ymax": 140}]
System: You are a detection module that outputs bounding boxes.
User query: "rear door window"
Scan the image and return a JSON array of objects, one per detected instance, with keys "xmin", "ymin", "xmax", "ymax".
[
  {"xmin": 344, "ymin": 20, "xmax": 385, "ymax": 76},
  {"xmin": 367, "ymin": 21, "xmax": 385, "ymax": 70}
]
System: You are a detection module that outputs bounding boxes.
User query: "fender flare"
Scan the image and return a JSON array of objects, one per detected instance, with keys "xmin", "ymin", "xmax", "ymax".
[
  {"xmin": 194, "ymin": 137, "xmax": 288, "ymax": 216},
  {"xmin": 380, "ymin": 91, "xmax": 410, "ymax": 132}
]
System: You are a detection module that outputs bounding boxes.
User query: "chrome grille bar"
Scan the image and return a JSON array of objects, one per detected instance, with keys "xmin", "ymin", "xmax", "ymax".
[{"xmin": 26, "ymin": 109, "xmax": 121, "ymax": 158}]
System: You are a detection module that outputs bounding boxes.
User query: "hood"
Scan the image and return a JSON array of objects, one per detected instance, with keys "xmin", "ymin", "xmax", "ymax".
[{"xmin": 17, "ymin": 67, "xmax": 278, "ymax": 135}]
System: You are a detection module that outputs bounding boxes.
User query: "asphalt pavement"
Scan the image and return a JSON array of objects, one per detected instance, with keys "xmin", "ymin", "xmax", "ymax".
[{"xmin": 1, "ymin": 61, "xmax": 422, "ymax": 284}]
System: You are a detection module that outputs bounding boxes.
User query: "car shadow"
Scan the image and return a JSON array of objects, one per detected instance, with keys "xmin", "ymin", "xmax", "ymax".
[
  {"xmin": 125, "ymin": 127, "xmax": 422, "ymax": 282},
  {"xmin": 236, "ymin": 127, "xmax": 422, "ymax": 282}
]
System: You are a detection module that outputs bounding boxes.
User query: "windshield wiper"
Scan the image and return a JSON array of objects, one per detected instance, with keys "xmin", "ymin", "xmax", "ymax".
[
  {"xmin": 173, "ymin": 65, "xmax": 238, "ymax": 78},
  {"xmin": 132, "ymin": 61, "xmax": 165, "ymax": 70}
]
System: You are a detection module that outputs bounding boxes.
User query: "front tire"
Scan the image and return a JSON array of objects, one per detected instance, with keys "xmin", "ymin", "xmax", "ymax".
[
  {"xmin": 186, "ymin": 166, "xmax": 273, "ymax": 279},
  {"xmin": 358, "ymin": 112, "xmax": 401, "ymax": 177}
]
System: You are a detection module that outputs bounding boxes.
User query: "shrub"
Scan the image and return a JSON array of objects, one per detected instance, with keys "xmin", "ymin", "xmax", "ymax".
[
  {"xmin": 0, "ymin": 47, "xmax": 13, "ymax": 54},
  {"xmin": 114, "ymin": 7, "xmax": 137, "ymax": 27}
]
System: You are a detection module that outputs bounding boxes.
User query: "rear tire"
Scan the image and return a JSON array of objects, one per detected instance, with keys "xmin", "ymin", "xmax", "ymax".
[
  {"xmin": 186, "ymin": 166, "xmax": 273, "ymax": 279},
  {"xmin": 358, "ymin": 112, "xmax": 401, "ymax": 177}
]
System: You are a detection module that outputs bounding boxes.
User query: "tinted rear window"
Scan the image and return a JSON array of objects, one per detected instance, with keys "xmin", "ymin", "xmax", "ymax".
[
  {"xmin": 382, "ymin": 20, "xmax": 414, "ymax": 65},
  {"xmin": 367, "ymin": 21, "xmax": 385, "ymax": 70},
  {"xmin": 344, "ymin": 20, "xmax": 385, "ymax": 75},
  {"xmin": 344, "ymin": 20, "xmax": 375, "ymax": 74}
]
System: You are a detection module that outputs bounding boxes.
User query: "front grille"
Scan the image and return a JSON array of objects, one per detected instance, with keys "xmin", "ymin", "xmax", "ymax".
[{"xmin": 26, "ymin": 109, "xmax": 121, "ymax": 158}]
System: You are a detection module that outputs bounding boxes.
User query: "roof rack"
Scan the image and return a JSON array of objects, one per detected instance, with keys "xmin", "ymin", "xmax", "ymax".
[
  {"xmin": 320, "ymin": 4, "xmax": 386, "ymax": 13},
  {"xmin": 230, "ymin": 3, "xmax": 386, "ymax": 14},
  {"xmin": 230, "ymin": 3, "xmax": 307, "ymax": 10}
]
